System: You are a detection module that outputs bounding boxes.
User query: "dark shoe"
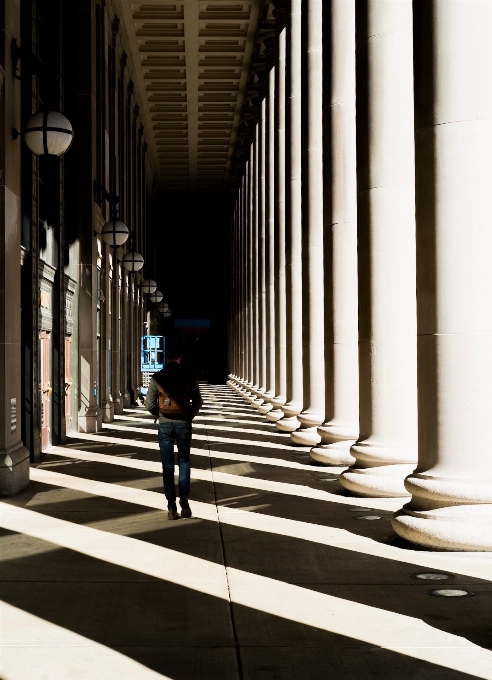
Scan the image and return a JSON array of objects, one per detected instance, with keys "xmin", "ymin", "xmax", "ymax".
[
  {"xmin": 168, "ymin": 509, "xmax": 178, "ymax": 520},
  {"xmin": 179, "ymin": 498, "xmax": 192, "ymax": 518}
]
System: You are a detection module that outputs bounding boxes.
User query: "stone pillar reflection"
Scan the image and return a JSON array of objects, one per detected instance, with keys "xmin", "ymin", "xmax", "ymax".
[
  {"xmin": 277, "ymin": 0, "xmax": 303, "ymax": 432},
  {"xmin": 340, "ymin": 0, "xmax": 418, "ymax": 497},
  {"xmin": 260, "ymin": 33, "xmax": 277, "ymax": 414},
  {"xmin": 310, "ymin": 0, "xmax": 359, "ymax": 465},
  {"xmin": 393, "ymin": 0, "xmax": 492, "ymax": 550},
  {"xmin": 290, "ymin": 0, "xmax": 324, "ymax": 446}
]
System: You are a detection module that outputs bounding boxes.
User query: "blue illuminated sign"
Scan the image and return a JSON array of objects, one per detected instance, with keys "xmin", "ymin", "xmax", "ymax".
[{"xmin": 141, "ymin": 335, "xmax": 165, "ymax": 372}]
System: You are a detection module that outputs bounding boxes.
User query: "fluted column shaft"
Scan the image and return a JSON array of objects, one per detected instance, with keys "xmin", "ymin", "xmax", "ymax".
[
  {"xmin": 239, "ymin": 175, "xmax": 246, "ymax": 383},
  {"xmin": 340, "ymin": 0, "xmax": 418, "ymax": 497},
  {"xmin": 268, "ymin": 1, "xmax": 288, "ymax": 423},
  {"xmin": 311, "ymin": 0, "xmax": 359, "ymax": 464},
  {"xmin": 247, "ymin": 147, "xmax": 255, "ymax": 390},
  {"xmin": 244, "ymin": 156, "xmax": 252, "ymax": 389},
  {"xmin": 253, "ymin": 118, "xmax": 261, "ymax": 392},
  {"xmin": 277, "ymin": 0, "xmax": 303, "ymax": 432},
  {"xmin": 393, "ymin": 0, "xmax": 492, "ymax": 550},
  {"xmin": 260, "ymin": 37, "xmax": 277, "ymax": 413},
  {"xmin": 256, "ymin": 92, "xmax": 268, "ymax": 404},
  {"xmin": 290, "ymin": 0, "xmax": 325, "ymax": 446}
]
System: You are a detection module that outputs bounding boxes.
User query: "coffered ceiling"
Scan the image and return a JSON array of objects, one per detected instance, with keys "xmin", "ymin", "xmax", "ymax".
[{"xmin": 117, "ymin": 0, "xmax": 262, "ymax": 193}]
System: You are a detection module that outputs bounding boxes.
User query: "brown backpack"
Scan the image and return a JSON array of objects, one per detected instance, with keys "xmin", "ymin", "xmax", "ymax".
[{"xmin": 157, "ymin": 381, "xmax": 192, "ymax": 415}]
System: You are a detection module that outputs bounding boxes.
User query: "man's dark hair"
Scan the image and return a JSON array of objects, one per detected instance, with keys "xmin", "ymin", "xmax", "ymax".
[{"xmin": 166, "ymin": 344, "xmax": 183, "ymax": 361}]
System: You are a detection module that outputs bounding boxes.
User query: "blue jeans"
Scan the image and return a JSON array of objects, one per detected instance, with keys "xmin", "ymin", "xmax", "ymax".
[{"xmin": 158, "ymin": 421, "xmax": 192, "ymax": 510}]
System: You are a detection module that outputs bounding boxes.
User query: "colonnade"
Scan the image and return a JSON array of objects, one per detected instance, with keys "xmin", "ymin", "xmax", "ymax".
[{"xmin": 228, "ymin": 0, "xmax": 492, "ymax": 552}]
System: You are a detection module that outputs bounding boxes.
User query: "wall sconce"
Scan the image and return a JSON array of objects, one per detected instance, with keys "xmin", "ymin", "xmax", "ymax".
[
  {"xmin": 149, "ymin": 290, "xmax": 163, "ymax": 303},
  {"xmin": 11, "ymin": 40, "xmax": 74, "ymax": 156},
  {"xmin": 141, "ymin": 279, "xmax": 157, "ymax": 294},
  {"xmin": 94, "ymin": 182, "xmax": 130, "ymax": 248}
]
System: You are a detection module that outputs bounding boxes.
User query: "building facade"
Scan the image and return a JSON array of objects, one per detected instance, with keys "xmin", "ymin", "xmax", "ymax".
[{"xmin": 0, "ymin": 0, "xmax": 158, "ymax": 494}]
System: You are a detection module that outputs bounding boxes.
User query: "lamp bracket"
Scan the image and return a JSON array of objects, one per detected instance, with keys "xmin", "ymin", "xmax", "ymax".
[
  {"xmin": 11, "ymin": 39, "xmax": 21, "ymax": 80},
  {"xmin": 11, "ymin": 38, "xmax": 45, "ymax": 81},
  {"xmin": 94, "ymin": 180, "xmax": 120, "ymax": 208}
]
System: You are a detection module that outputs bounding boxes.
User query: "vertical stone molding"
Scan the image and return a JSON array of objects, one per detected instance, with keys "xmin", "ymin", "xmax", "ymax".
[
  {"xmin": 290, "ymin": 0, "xmax": 324, "ymax": 446},
  {"xmin": 277, "ymin": 0, "xmax": 303, "ymax": 432},
  {"xmin": 112, "ymin": 263, "xmax": 123, "ymax": 415},
  {"xmin": 393, "ymin": 0, "xmax": 492, "ymax": 550},
  {"xmin": 268, "ymin": 0, "xmax": 288, "ymax": 423},
  {"xmin": 0, "ymin": 2, "xmax": 30, "ymax": 494},
  {"xmin": 311, "ymin": 0, "xmax": 359, "ymax": 465},
  {"xmin": 260, "ymin": 33, "xmax": 277, "ymax": 414},
  {"xmin": 340, "ymin": 0, "xmax": 418, "ymax": 496}
]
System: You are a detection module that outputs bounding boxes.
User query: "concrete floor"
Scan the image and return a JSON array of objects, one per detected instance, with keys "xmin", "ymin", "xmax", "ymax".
[{"xmin": 1, "ymin": 384, "xmax": 492, "ymax": 680}]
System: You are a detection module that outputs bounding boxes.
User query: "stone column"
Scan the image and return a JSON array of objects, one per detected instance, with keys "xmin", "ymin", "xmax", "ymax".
[
  {"xmin": 228, "ymin": 206, "xmax": 236, "ymax": 383},
  {"xmin": 244, "ymin": 155, "xmax": 253, "ymax": 394},
  {"xmin": 276, "ymin": 0, "xmax": 303, "ymax": 432},
  {"xmin": 252, "ymin": 113, "xmax": 261, "ymax": 398},
  {"xmin": 77, "ymin": 0, "xmax": 103, "ymax": 433},
  {"xmin": 253, "ymin": 81, "xmax": 268, "ymax": 408},
  {"xmin": 290, "ymin": 0, "xmax": 324, "ymax": 446},
  {"xmin": 260, "ymin": 33, "xmax": 277, "ymax": 414},
  {"xmin": 340, "ymin": 0, "xmax": 418, "ymax": 496},
  {"xmin": 239, "ymin": 174, "xmax": 246, "ymax": 392},
  {"xmin": 393, "ymin": 0, "xmax": 492, "ymax": 550},
  {"xmin": 268, "ymin": 1, "xmax": 288, "ymax": 423},
  {"xmin": 310, "ymin": 0, "xmax": 359, "ymax": 465},
  {"xmin": 245, "ymin": 141, "xmax": 257, "ymax": 403},
  {"xmin": 0, "ymin": 1, "xmax": 30, "ymax": 494}
]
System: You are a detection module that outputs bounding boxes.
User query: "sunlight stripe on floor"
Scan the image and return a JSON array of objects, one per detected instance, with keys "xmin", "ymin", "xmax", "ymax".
[
  {"xmin": 2, "ymin": 501, "xmax": 492, "ymax": 679},
  {"xmin": 53, "ymin": 444, "xmax": 390, "ymax": 509},
  {"xmin": 30, "ymin": 466, "xmax": 492, "ymax": 581},
  {"xmin": 0, "ymin": 601, "xmax": 172, "ymax": 680},
  {"xmin": 102, "ymin": 423, "xmax": 310, "ymax": 452},
  {"xmin": 63, "ymin": 434, "xmax": 319, "ymax": 472},
  {"xmin": 117, "ymin": 412, "xmax": 268, "ymax": 428},
  {"xmin": 109, "ymin": 416, "xmax": 284, "ymax": 438},
  {"xmin": 55, "ymin": 442, "xmax": 328, "ymax": 473}
]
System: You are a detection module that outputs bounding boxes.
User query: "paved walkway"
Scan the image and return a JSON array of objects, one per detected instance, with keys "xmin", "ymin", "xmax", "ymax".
[{"xmin": 1, "ymin": 384, "xmax": 492, "ymax": 680}]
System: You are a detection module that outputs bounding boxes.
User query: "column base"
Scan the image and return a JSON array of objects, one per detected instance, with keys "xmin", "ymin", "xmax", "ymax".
[
  {"xmin": 102, "ymin": 400, "xmax": 115, "ymax": 423},
  {"xmin": 392, "ymin": 473, "xmax": 492, "ymax": 551},
  {"xmin": 311, "ymin": 441, "xmax": 355, "ymax": 466},
  {"xmin": 310, "ymin": 425, "xmax": 357, "ymax": 465},
  {"xmin": 276, "ymin": 415, "xmax": 301, "ymax": 432},
  {"xmin": 340, "ymin": 463, "xmax": 414, "ymax": 497},
  {"xmin": 392, "ymin": 504, "xmax": 492, "ymax": 552},
  {"xmin": 266, "ymin": 408, "xmax": 284, "ymax": 422},
  {"xmin": 113, "ymin": 396, "xmax": 124, "ymax": 415},
  {"xmin": 78, "ymin": 407, "xmax": 103, "ymax": 434},
  {"xmin": 291, "ymin": 426, "xmax": 321, "ymax": 446},
  {"xmin": 253, "ymin": 390, "xmax": 266, "ymax": 409},
  {"xmin": 0, "ymin": 443, "xmax": 30, "ymax": 496},
  {"xmin": 122, "ymin": 392, "xmax": 131, "ymax": 408}
]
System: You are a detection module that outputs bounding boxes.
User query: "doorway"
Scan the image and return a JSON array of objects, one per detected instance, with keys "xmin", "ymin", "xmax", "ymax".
[{"xmin": 39, "ymin": 330, "xmax": 52, "ymax": 449}]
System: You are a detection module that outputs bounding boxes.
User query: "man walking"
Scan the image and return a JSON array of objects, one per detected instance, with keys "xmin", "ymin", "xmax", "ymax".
[{"xmin": 145, "ymin": 344, "xmax": 202, "ymax": 520}]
